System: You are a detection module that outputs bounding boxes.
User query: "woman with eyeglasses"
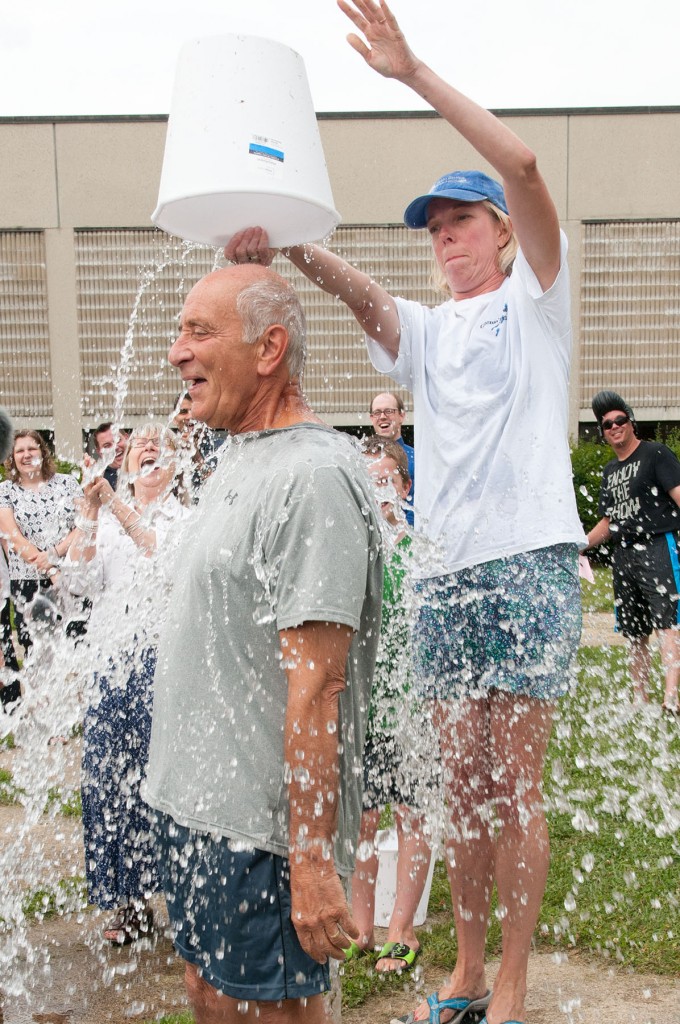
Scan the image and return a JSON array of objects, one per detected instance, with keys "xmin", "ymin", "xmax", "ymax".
[
  {"xmin": 66, "ymin": 424, "xmax": 189, "ymax": 945},
  {"xmin": 224, "ymin": 3, "xmax": 587, "ymax": 1021},
  {"xmin": 0, "ymin": 430, "xmax": 82, "ymax": 676}
]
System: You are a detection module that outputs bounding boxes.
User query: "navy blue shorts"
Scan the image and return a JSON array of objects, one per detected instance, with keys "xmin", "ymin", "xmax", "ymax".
[
  {"xmin": 612, "ymin": 532, "xmax": 680, "ymax": 638},
  {"xmin": 154, "ymin": 814, "xmax": 330, "ymax": 1002},
  {"xmin": 412, "ymin": 544, "xmax": 582, "ymax": 701}
]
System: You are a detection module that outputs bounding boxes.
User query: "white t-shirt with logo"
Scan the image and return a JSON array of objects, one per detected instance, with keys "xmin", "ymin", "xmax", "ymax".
[{"xmin": 366, "ymin": 233, "xmax": 587, "ymax": 576}]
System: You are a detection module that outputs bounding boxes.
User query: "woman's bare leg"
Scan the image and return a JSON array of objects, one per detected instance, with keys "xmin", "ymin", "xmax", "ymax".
[
  {"xmin": 349, "ymin": 808, "xmax": 380, "ymax": 950},
  {"xmin": 375, "ymin": 806, "xmax": 432, "ymax": 972},
  {"xmin": 407, "ymin": 698, "xmax": 492, "ymax": 1021},
  {"xmin": 483, "ymin": 693, "xmax": 555, "ymax": 1024}
]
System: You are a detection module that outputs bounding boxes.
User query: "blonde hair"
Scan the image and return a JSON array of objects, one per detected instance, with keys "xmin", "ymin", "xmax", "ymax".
[
  {"xmin": 116, "ymin": 423, "xmax": 186, "ymax": 504},
  {"xmin": 429, "ymin": 200, "xmax": 518, "ymax": 297}
]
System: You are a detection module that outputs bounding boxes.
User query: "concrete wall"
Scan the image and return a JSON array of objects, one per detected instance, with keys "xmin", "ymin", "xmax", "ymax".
[{"xmin": 1, "ymin": 108, "xmax": 679, "ymax": 456}]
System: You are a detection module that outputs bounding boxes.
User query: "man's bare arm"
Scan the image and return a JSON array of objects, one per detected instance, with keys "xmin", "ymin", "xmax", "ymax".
[
  {"xmin": 281, "ymin": 620, "xmax": 360, "ymax": 963},
  {"xmin": 586, "ymin": 516, "xmax": 611, "ymax": 548}
]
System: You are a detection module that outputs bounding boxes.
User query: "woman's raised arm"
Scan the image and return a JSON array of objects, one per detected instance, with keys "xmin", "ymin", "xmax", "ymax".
[{"xmin": 338, "ymin": 0, "xmax": 561, "ymax": 290}]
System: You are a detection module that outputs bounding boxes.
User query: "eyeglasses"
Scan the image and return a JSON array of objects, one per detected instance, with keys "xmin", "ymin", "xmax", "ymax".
[
  {"xmin": 370, "ymin": 408, "xmax": 400, "ymax": 418},
  {"xmin": 130, "ymin": 438, "xmax": 160, "ymax": 449},
  {"xmin": 602, "ymin": 414, "xmax": 630, "ymax": 432}
]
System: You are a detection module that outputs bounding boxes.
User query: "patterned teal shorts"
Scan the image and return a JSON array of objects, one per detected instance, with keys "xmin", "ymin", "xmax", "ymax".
[{"xmin": 413, "ymin": 544, "xmax": 582, "ymax": 701}]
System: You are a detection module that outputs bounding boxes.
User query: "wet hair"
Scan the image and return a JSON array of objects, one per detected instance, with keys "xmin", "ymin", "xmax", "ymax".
[
  {"xmin": 361, "ymin": 436, "xmax": 411, "ymax": 488},
  {"xmin": 116, "ymin": 423, "xmax": 186, "ymax": 504},
  {"xmin": 370, "ymin": 392, "xmax": 404, "ymax": 414},
  {"xmin": 236, "ymin": 277, "xmax": 307, "ymax": 380},
  {"xmin": 430, "ymin": 200, "xmax": 518, "ymax": 297},
  {"xmin": 5, "ymin": 430, "xmax": 56, "ymax": 483}
]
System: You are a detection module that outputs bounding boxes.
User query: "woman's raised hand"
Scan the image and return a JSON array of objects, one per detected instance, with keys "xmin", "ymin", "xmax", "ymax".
[
  {"xmin": 224, "ymin": 227, "xmax": 278, "ymax": 267},
  {"xmin": 83, "ymin": 477, "xmax": 115, "ymax": 509},
  {"xmin": 337, "ymin": 0, "xmax": 419, "ymax": 81}
]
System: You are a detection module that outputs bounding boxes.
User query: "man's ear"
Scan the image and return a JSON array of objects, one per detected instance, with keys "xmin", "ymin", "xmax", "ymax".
[{"xmin": 256, "ymin": 325, "xmax": 289, "ymax": 377}]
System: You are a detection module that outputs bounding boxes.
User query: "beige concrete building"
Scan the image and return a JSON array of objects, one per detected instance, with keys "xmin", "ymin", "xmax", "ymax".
[{"xmin": 1, "ymin": 108, "xmax": 679, "ymax": 458}]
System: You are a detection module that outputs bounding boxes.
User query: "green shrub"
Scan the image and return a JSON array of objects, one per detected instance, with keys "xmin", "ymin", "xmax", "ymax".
[
  {"xmin": 570, "ymin": 439, "xmax": 610, "ymax": 535},
  {"xmin": 654, "ymin": 424, "xmax": 680, "ymax": 460}
]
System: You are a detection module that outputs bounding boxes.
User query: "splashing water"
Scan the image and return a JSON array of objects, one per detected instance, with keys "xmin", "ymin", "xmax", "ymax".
[{"xmin": 1, "ymin": 236, "xmax": 679, "ymax": 1021}]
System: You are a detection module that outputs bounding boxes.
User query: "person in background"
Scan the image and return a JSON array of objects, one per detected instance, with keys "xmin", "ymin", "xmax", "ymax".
[
  {"xmin": 172, "ymin": 393, "xmax": 195, "ymax": 437},
  {"xmin": 0, "ymin": 545, "xmax": 21, "ymax": 710},
  {"xmin": 0, "ymin": 430, "xmax": 81, "ymax": 660},
  {"xmin": 586, "ymin": 390, "xmax": 680, "ymax": 714},
  {"xmin": 346, "ymin": 436, "xmax": 434, "ymax": 975},
  {"xmin": 170, "ymin": 392, "xmax": 206, "ymax": 500},
  {"xmin": 65, "ymin": 424, "xmax": 188, "ymax": 944},
  {"xmin": 370, "ymin": 392, "xmax": 415, "ymax": 526},
  {"xmin": 91, "ymin": 423, "xmax": 129, "ymax": 490}
]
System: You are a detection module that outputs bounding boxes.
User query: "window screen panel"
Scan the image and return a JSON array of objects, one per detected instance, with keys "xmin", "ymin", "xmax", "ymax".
[
  {"xmin": 581, "ymin": 221, "xmax": 680, "ymax": 414},
  {"xmin": 0, "ymin": 232, "xmax": 51, "ymax": 417},
  {"xmin": 75, "ymin": 226, "xmax": 437, "ymax": 423}
]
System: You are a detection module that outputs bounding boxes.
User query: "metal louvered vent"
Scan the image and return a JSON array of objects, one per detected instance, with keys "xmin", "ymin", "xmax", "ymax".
[
  {"xmin": 75, "ymin": 226, "xmax": 436, "ymax": 423},
  {"xmin": 75, "ymin": 230, "xmax": 217, "ymax": 421},
  {"xmin": 284, "ymin": 226, "xmax": 435, "ymax": 416},
  {"xmin": 581, "ymin": 221, "xmax": 680, "ymax": 415},
  {"xmin": 0, "ymin": 232, "xmax": 52, "ymax": 417}
]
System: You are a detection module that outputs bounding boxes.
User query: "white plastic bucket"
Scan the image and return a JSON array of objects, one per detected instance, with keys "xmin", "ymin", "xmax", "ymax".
[
  {"xmin": 152, "ymin": 34, "xmax": 340, "ymax": 248},
  {"xmin": 374, "ymin": 828, "xmax": 436, "ymax": 928}
]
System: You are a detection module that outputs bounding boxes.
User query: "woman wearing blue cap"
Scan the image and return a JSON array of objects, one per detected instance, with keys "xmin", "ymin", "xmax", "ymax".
[{"xmin": 226, "ymin": 2, "xmax": 586, "ymax": 1022}]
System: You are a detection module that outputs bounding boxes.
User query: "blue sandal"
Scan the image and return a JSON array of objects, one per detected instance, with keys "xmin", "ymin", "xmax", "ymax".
[{"xmin": 393, "ymin": 989, "xmax": 492, "ymax": 1024}]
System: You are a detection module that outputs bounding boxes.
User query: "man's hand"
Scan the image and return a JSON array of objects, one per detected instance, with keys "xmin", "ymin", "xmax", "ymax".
[
  {"xmin": 224, "ymin": 227, "xmax": 277, "ymax": 267},
  {"xmin": 289, "ymin": 844, "xmax": 359, "ymax": 963}
]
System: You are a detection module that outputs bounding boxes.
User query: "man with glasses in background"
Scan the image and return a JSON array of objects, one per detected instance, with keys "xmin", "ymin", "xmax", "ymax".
[
  {"xmin": 587, "ymin": 390, "xmax": 680, "ymax": 714},
  {"xmin": 370, "ymin": 392, "xmax": 414, "ymax": 526}
]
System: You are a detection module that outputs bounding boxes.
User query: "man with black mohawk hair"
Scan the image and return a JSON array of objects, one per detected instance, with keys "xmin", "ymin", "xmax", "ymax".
[{"xmin": 587, "ymin": 389, "xmax": 680, "ymax": 713}]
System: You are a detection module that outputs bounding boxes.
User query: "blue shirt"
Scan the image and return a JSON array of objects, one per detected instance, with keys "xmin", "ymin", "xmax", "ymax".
[{"xmin": 396, "ymin": 436, "xmax": 415, "ymax": 527}]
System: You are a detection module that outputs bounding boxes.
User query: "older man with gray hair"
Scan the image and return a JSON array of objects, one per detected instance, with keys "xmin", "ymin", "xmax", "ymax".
[{"xmin": 144, "ymin": 263, "xmax": 383, "ymax": 1024}]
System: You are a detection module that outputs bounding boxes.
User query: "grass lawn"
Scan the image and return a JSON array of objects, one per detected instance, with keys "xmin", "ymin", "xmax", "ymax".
[
  {"xmin": 340, "ymin": 644, "xmax": 679, "ymax": 1009},
  {"xmin": 146, "ymin": 642, "xmax": 678, "ymax": 1022},
  {"xmin": 581, "ymin": 564, "xmax": 614, "ymax": 614}
]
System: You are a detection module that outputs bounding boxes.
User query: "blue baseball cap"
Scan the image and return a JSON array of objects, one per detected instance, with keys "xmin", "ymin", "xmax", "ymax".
[{"xmin": 403, "ymin": 170, "xmax": 508, "ymax": 228}]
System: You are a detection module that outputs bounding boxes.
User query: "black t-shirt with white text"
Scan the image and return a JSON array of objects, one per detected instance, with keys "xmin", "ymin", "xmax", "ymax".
[{"xmin": 598, "ymin": 440, "xmax": 680, "ymax": 542}]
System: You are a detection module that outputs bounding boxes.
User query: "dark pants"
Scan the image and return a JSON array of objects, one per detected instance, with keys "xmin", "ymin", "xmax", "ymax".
[
  {"xmin": 81, "ymin": 646, "xmax": 159, "ymax": 909},
  {"xmin": 10, "ymin": 578, "xmax": 54, "ymax": 653},
  {"xmin": 1, "ymin": 596, "xmax": 21, "ymax": 709}
]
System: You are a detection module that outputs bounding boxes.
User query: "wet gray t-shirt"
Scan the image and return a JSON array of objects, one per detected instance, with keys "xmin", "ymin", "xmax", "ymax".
[{"xmin": 144, "ymin": 423, "xmax": 383, "ymax": 876}]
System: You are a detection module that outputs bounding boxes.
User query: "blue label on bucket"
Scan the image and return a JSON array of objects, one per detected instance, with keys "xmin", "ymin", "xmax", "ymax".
[{"xmin": 249, "ymin": 143, "xmax": 284, "ymax": 163}]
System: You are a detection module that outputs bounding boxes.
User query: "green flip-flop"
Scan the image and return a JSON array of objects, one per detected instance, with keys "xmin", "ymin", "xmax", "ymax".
[
  {"xmin": 375, "ymin": 940, "xmax": 421, "ymax": 972},
  {"xmin": 342, "ymin": 940, "xmax": 369, "ymax": 961}
]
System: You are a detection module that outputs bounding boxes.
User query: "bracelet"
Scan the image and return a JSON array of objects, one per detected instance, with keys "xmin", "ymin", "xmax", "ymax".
[
  {"xmin": 120, "ymin": 508, "xmax": 136, "ymax": 530},
  {"xmin": 126, "ymin": 519, "xmax": 144, "ymax": 535},
  {"xmin": 75, "ymin": 515, "xmax": 98, "ymax": 535}
]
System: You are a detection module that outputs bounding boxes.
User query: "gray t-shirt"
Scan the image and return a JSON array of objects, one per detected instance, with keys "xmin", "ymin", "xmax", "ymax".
[{"xmin": 144, "ymin": 423, "xmax": 383, "ymax": 876}]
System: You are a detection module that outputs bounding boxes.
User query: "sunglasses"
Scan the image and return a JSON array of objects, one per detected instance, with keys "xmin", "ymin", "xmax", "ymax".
[{"xmin": 602, "ymin": 414, "xmax": 630, "ymax": 432}]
